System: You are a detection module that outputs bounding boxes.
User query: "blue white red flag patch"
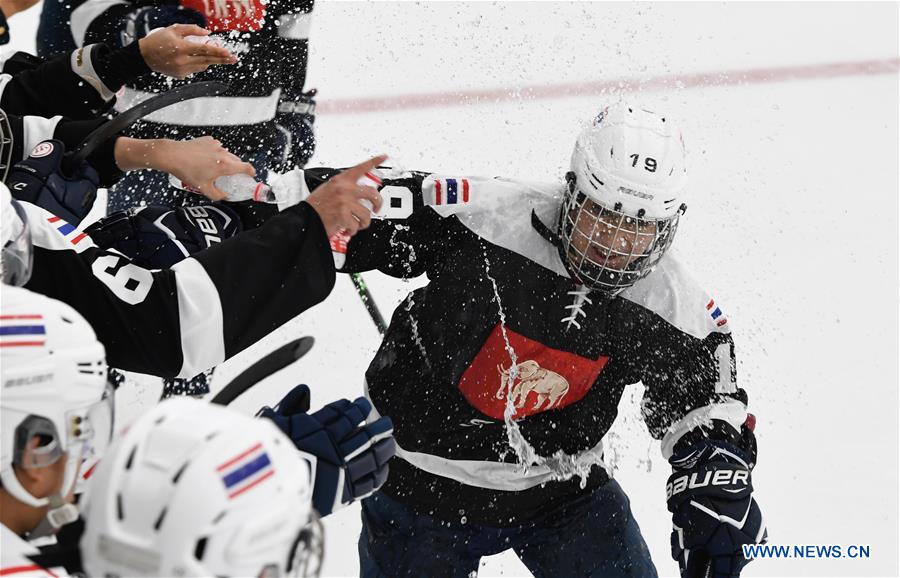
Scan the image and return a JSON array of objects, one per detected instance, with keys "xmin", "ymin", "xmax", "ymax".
[
  {"xmin": 432, "ymin": 178, "xmax": 470, "ymax": 206},
  {"xmin": 0, "ymin": 314, "xmax": 46, "ymax": 348},
  {"xmin": 216, "ymin": 442, "xmax": 275, "ymax": 499},
  {"xmin": 47, "ymin": 216, "xmax": 87, "ymax": 246},
  {"xmin": 706, "ymin": 299, "xmax": 728, "ymax": 327}
]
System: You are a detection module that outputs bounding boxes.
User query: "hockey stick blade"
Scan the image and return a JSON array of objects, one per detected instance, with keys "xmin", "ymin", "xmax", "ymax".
[
  {"xmin": 63, "ymin": 81, "xmax": 230, "ymax": 175},
  {"xmin": 210, "ymin": 336, "xmax": 314, "ymax": 406}
]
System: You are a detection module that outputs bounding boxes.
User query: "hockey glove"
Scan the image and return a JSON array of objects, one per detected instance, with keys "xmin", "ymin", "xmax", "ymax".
[
  {"xmin": 85, "ymin": 203, "xmax": 242, "ymax": 268},
  {"xmin": 273, "ymin": 89, "xmax": 317, "ymax": 171},
  {"xmin": 119, "ymin": 5, "xmax": 206, "ymax": 45},
  {"xmin": 667, "ymin": 437, "xmax": 766, "ymax": 578},
  {"xmin": 258, "ymin": 384, "xmax": 396, "ymax": 517},
  {"xmin": 6, "ymin": 140, "xmax": 100, "ymax": 226}
]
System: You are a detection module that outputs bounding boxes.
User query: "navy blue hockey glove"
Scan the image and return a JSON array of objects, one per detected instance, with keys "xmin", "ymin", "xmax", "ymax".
[
  {"xmin": 258, "ymin": 385, "xmax": 396, "ymax": 517},
  {"xmin": 119, "ymin": 5, "xmax": 206, "ymax": 45},
  {"xmin": 6, "ymin": 140, "xmax": 100, "ymax": 225},
  {"xmin": 85, "ymin": 203, "xmax": 241, "ymax": 268},
  {"xmin": 274, "ymin": 89, "xmax": 316, "ymax": 171},
  {"xmin": 667, "ymin": 437, "xmax": 766, "ymax": 578}
]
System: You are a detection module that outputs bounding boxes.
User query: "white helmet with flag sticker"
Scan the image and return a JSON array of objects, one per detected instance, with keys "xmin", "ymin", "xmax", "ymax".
[
  {"xmin": 0, "ymin": 284, "xmax": 112, "ymax": 531},
  {"xmin": 560, "ymin": 103, "xmax": 688, "ymax": 294},
  {"xmin": 80, "ymin": 397, "xmax": 320, "ymax": 577}
]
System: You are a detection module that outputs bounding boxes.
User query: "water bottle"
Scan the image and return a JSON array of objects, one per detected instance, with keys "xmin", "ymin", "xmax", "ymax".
[
  {"xmin": 330, "ymin": 170, "xmax": 383, "ymax": 269},
  {"xmin": 168, "ymin": 174, "xmax": 276, "ymax": 203}
]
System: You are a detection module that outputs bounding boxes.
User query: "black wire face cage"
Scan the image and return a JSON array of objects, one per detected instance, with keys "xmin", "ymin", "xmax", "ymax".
[
  {"xmin": 284, "ymin": 511, "xmax": 324, "ymax": 578},
  {"xmin": 0, "ymin": 110, "xmax": 12, "ymax": 182},
  {"xmin": 2, "ymin": 197, "xmax": 34, "ymax": 286},
  {"xmin": 558, "ymin": 186, "xmax": 683, "ymax": 294}
]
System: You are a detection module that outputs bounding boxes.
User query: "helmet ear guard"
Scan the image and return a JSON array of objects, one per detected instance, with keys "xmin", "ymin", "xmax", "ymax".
[{"xmin": 1, "ymin": 285, "xmax": 110, "ymax": 532}]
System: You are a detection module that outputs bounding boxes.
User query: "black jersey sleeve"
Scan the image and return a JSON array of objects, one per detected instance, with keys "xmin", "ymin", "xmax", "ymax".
[
  {"xmin": 23, "ymin": 200, "xmax": 334, "ymax": 377},
  {"xmin": 0, "ymin": 43, "xmax": 149, "ymax": 120},
  {"xmin": 269, "ymin": 0, "xmax": 314, "ymax": 99},
  {"xmin": 638, "ymin": 317, "xmax": 749, "ymax": 457},
  {"xmin": 339, "ymin": 172, "xmax": 445, "ymax": 278}
]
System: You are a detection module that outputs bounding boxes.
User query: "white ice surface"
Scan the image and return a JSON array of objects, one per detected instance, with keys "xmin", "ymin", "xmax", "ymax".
[{"xmin": 3, "ymin": 2, "xmax": 898, "ymax": 577}]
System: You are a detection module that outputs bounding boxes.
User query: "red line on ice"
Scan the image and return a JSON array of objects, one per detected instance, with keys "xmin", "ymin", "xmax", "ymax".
[{"xmin": 318, "ymin": 58, "xmax": 900, "ymax": 115}]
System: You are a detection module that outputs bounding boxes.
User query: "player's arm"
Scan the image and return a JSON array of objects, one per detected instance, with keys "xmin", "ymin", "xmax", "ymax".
[
  {"xmin": 20, "ymin": 157, "xmax": 382, "ymax": 378},
  {"xmin": 74, "ymin": 0, "xmax": 202, "ymax": 48},
  {"xmin": 640, "ymin": 328, "xmax": 765, "ymax": 578},
  {"xmin": 23, "ymin": 200, "xmax": 333, "ymax": 378},
  {"xmin": 0, "ymin": 43, "xmax": 149, "ymax": 119},
  {"xmin": 324, "ymin": 170, "xmax": 449, "ymax": 278},
  {"xmin": 3, "ymin": 113, "xmax": 122, "ymax": 185},
  {"xmin": 269, "ymin": 0, "xmax": 315, "ymax": 170}
]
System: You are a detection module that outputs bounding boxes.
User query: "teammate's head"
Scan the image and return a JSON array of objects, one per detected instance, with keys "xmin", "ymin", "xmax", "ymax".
[
  {"xmin": 559, "ymin": 103, "xmax": 688, "ymax": 294},
  {"xmin": 0, "ymin": 284, "xmax": 112, "ymax": 536},
  {"xmin": 1, "ymin": 184, "xmax": 34, "ymax": 286},
  {"xmin": 80, "ymin": 397, "xmax": 320, "ymax": 578}
]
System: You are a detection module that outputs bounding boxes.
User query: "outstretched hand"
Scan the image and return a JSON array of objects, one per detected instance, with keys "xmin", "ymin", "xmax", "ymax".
[
  {"xmin": 305, "ymin": 155, "xmax": 387, "ymax": 237},
  {"xmin": 115, "ymin": 136, "xmax": 256, "ymax": 201},
  {"xmin": 160, "ymin": 137, "xmax": 255, "ymax": 200},
  {"xmin": 138, "ymin": 24, "xmax": 237, "ymax": 79}
]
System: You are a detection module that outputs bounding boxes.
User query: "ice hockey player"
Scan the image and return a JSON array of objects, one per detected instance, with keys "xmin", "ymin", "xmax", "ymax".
[
  {"xmin": 0, "ymin": 287, "xmax": 396, "ymax": 576},
  {"xmin": 338, "ymin": 103, "xmax": 766, "ymax": 577},
  {"xmin": 71, "ymin": 0, "xmax": 317, "ymax": 212},
  {"xmin": 0, "ymin": 153, "xmax": 384, "ymax": 379},
  {"xmin": 80, "ymin": 391, "xmax": 393, "ymax": 577},
  {"xmin": 0, "ymin": 284, "xmax": 114, "ymax": 577},
  {"xmin": 79, "ymin": 398, "xmax": 321, "ymax": 576}
]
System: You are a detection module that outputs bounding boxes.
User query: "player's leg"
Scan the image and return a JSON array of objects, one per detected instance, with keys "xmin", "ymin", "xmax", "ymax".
[
  {"xmin": 358, "ymin": 491, "xmax": 492, "ymax": 578},
  {"xmin": 513, "ymin": 479, "xmax": 658, "ymax": 578}
]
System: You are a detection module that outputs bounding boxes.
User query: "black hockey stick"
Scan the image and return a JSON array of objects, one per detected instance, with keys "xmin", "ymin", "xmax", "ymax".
[
  {"xmin": 350, "ymin": 273, "xmax": 387, "ymax": 335},
  {"xmin": 63, "ymin": 80, "xmax": 230, "ymax": 176},
  {"xmin": 210, "ymin": 336, "xmax": 315, "ymax": 406}
]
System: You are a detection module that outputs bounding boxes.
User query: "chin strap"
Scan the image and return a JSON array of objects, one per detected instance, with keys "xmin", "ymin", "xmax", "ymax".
[
  {"xmin": 1, "ymin": 468, "xmax": 80, "ymax": 538},
  {"xmin": 530, "ymin": 208, "xmax": 562, "ymax": 248}
]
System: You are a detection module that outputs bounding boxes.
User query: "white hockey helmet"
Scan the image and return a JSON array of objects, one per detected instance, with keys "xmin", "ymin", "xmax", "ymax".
[
  {"xmin": 1, "ymin": 184, "xmax": 34, "ymax": 286},
  {"xmin": 81, "ymin": 398, "xmax": 320, "ymax": 578},
  {"xmin": 1, "ymin": 284, "xmax": 112, "ymax": 529},
  {"xmin": 559, "ymin": 103, "xmax": 688, "ymax": 293}
]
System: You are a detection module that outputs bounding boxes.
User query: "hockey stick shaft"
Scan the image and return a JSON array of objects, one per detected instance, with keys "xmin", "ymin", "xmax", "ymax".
[
  {"xmin": 351, "ymin": 273, "xmax": 387, "ymax": 335},
  {"xmin": 63, "ymin": 81, "xmax": 230, "ymax": 175},
  {"xmin": 210, "ymin": 336, "xmax": 315, "ymax": 406}
]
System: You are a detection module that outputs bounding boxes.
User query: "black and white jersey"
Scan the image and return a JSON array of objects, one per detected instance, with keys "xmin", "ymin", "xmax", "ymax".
[
  {"xmin": 0, "ymin": 524, "xmax": 70, "ymax": 578},
  {"xmin": 71, "ymin": 0, "xmax": 314, "ymax": 169},
  {"xmin": 344, "ymin": 174, "xmax": 750, "ymax": 526},
  {"xmin": 0, "ymin": 42, "xmax": 152, "ymax": 184},
  {"xmin": 0, "ymin": 110, "xmax": 125, "ymax": 185},
  {"xmin": 1, "ymin": 42, "xmax": 149, "ymax": 121},
  {"xmin": 21, "ymin": 198, "xmax": 333, "ymax": 378}
]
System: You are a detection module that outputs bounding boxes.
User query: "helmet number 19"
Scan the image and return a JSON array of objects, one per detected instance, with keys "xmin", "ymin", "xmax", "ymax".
[{"xmin": 629, "ymin": 154, "xmax": 657, "ymax": 172}]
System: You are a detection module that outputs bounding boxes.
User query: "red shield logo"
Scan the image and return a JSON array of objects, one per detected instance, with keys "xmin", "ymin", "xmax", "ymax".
[
  {"xmin": 457, "ymin": 323, "xmax": 609, "ymax": 420},
  {"xmin": 181, "ymin": 0, "xmax": 267, "ymax": 31}
]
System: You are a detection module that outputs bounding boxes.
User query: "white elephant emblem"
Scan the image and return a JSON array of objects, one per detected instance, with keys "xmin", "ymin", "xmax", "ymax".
[{"xmin": 495, "ymin": 360, "xmax": 570, "ymax": 411}]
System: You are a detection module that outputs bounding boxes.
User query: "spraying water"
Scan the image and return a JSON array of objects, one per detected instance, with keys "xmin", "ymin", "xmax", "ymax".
[{"xmin": 480, "ymin": 247, "xmax": 607, "ymax": 487}]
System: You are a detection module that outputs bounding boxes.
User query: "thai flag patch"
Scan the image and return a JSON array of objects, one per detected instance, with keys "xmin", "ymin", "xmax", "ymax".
[
  {"xmin": 47, "ymin": 216, "xmax": 87, "ymax": 246},
  {"xmin": 432, "ymin": 178, "xmax": 470, "ymax": 206},
  {"xmin": 0, "ymin": 314, "xmax": 46, "ymax": 347},
  {"xmin": 216, "ymin": 442, "xmax": 275, "ymax": 499},
  {"xmin": 706, "ymin": 299, "xmax": 728, "ymax": 327}
]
